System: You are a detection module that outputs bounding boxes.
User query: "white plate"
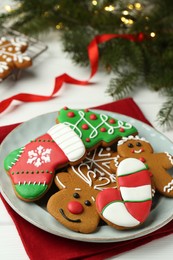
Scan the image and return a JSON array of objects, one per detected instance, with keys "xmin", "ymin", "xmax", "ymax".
[{"xmin": 0, "ymin": 110, "xmax": 173, "ymax": 243}]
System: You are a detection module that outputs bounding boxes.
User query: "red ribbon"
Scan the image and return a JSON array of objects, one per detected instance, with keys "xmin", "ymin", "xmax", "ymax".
[{"xmin": 0, "ymin": 33, "xmax": 144, "ymax": 113}]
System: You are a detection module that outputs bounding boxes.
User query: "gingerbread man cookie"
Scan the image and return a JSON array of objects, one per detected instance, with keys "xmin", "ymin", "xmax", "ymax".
[
  {"xmin": 4, "ymin": 123, "xmax": 86, "ymax": 202},
  {"xmin": 0, "ymin": 36, "xmax": 32, "ymax": 80},
  {"xmin": 111, "ymin": 135, "xmax": 173, "ymax": 198},
  {"xmin": 96, "ymin": 158, "xmax": 152, "ymax": 230},
  {"xmin": 57, "ymin": 107, "xmax": 138, "ymax": 151}
]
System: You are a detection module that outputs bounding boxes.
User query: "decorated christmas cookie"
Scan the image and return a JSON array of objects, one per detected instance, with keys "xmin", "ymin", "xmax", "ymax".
[
  {"xmin": 0, "ymin": 36, "xmax": 32, "ymax": 80},
  {"xmin": 96, "ymin": 158, "xmax": 152, "ymax": 230},
  {"xmin": 48, "ymin": 164, "xmax": 115, "ymax": 233},
  {"xmin": 84, "ymin": 146, "xmax": 118, "ymax": 183},
  {"xmin": 57, "ymin": 107, "xmax": 138, "ymax": 151},
  {"xmin": 4, "ymin": 123, "xmax": 86, "ymax": 202},
  {"xmin": 111, "ymin": 135, "xmax": 173, "ymax": 198}
]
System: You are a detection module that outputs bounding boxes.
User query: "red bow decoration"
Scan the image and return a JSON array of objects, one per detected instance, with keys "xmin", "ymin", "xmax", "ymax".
[{"xmin": 0, "ymin": 33, "xmax": 144, "ymax": 113}]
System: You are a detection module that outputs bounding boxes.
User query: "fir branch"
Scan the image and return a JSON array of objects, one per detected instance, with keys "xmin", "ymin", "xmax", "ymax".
[
  {"xmin": 106, "ymin": 70, "xmax": 139, "ymax": 99},
  {"xmin": 157, "ymin": 97, "xmax": 173, "ymax": 128}
]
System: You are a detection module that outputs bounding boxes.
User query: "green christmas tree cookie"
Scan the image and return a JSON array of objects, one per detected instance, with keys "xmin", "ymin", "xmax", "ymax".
[{"xmin": 57, "ymin": 107, "xmax": 138, "ymax": 150}]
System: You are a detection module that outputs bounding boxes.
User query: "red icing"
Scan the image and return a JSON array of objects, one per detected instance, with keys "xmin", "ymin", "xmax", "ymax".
[
  {"xmin": 119, "ymin": 127, "xmax": 125, "ymax": 132},
  {"xmin": 90, "ymin": 114, "xmax": 97, "ymax": 120},
  {"xmin": 63, "ymin": 106, "xmax": 68, "ymax": 110},
  {"xmin": 96, "ymin": 188, "xmax": 122, "ymax": 212},
  {"xmin": 67, "ymin": 111, "xmax": 75, "ymax": 118},
  {"xmin": 139, "ymin": 157, "xmax": 146, "ymax": 163},
  {"xmin": 67, "ymin": 201, "xmax": 84, "ymax": 214},
  {"xmin": 82, "ymin": 124, "xmax": 89, "ymax": 130},
  {"xmin": 125, "ymin": 200, "xmax": 152, "ymax": 223},
  {"xmin": 84, "ymin": 108, "xmax": 89, "ymax": 112},
  {"xmin": 100, "ymin": 127, "xmax": 107, "ymax": 132},
  {"xmin": 9, "ymin": 133, "xmax": 68, "ymax": 185},
  {"xmin": 118, "ymin": 170, "xmax": 151, "ymax": 188},
  {"xmin": 86, "ymin": 138, "xmax": 90, "ymax": 142},
  {"xmin": 109, "ymin": 118, "xmax": 116, "ymax": 124}
]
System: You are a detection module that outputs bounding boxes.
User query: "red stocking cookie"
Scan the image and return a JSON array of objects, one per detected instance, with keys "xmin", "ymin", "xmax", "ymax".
[
  {"xmin": 57, "ymin": 107, "xmax": 138, "ymax": 151},
  {"xmin": 96, "ymin": 158, "xmax": 152, "ymax": 230},
  {"xmin": 4, "ymin": 123, "xmax": 86, "ymax": 201},
  {"xmin": 111, "ymin": 135, "xmax": 173, "ymax": 198}
]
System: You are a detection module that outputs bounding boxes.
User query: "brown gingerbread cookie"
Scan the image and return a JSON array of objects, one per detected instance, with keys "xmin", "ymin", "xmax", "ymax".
[
  {"xmin": 0, "ymin": 36, "xmax": 32, "ymax": 80},
  {"xmin": 84, "ymin": 146, "xmax": 118, "ymax": 183},
  {"xmin": 47, "ymin": 164, "xmax": 116, "ymax": 233},
  {"xmin": 110, "ymin": 135, "xmax": 173, "ymax": 198}
]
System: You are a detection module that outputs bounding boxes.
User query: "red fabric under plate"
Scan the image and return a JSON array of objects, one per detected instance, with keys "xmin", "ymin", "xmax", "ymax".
[{"xmin": 1, "ymin": 98, "xmax": 173, "ymax": 260}]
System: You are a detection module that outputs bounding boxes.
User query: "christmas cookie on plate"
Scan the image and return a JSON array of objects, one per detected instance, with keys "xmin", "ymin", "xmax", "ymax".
[
  {"xmin": 84, "ymin": 146, "xmax": 118, "ymax": 183},
  {"xmin": 96, "ymin": 158, "xmax": 153, "ymax": 230},
  {"xmin": 56, "ymin": 107, "xmax": 138, "ymax": 151},
  {"xmin": 48, "ymin": 163, "xmax": 116, "ymax": 233},
  {"xmin": 111, "ymin": 135, "xmax": 173, "ymax": 198},
  {"xmin": 4, "ymin": 123, "xmax": 86, "ymax": 202}
]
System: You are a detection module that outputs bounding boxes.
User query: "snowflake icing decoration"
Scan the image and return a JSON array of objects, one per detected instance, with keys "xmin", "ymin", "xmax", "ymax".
[{"xmin": 27, "ymin": 145, "xmax": 52, "ymax": 167}]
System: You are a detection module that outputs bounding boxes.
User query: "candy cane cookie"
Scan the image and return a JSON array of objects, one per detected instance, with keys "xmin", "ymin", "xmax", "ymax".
[
  {"xmin": 96, "ymin": 158, "xmax": 152, "ymax": 230},
  {"xmin": 111, "ymin": 135, "xmax": 173, "ymax": 198},
  {"xmin": 4, "ymin": 123, "xmax": 86, "ymax": 202}
]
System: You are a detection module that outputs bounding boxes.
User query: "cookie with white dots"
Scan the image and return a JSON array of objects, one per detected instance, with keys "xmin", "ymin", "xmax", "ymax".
[{"xmin": 0, "ymin": 36, "xmax": 32, "ymax": 80}]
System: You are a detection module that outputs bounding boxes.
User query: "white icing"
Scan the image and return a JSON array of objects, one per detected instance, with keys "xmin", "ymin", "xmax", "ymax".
[
  {"xmin": 71, "ymin": 163, "xmax": 114, "ymax": 190},
  {"xmin": 133, "ymin": 149, "xmax": 143, "ymax": 154},
  {"xmin": 163, "ymin": 179, "xmax": 173, "ymax": 193},
  {"xmin": 84, "ymin": 148, "xmax": 117, "ymax": 182},
  {"xmin": 14, "ymin": 53, "xmax": 31, "ymax": 63},
  {"xmin": 94, "ymin": 177, "xmax": 111, "ymax": 190},
  {"xmin": 63, "ymin": 110, "xmax": 133, "ymax": 139},
  {"xmin": 27, "ymin": 145, "xmax": 51, "ymax": 167},
  {"xmin": 10, "ymin": 37, "xmax": 28, "ymax": 47},
  {"xmin": 118, "ymin": 135, "xmax": 149, "ymax": 146},
  {"xmin": 102, "ymin": 201, "xmax": 140, "ymax": 227},
  {"xmin": 114, "ymin": 155, "xmax": 120, "ymax": 167},
  {"xmin": 117, "ymin": 158, "xmax": 146, "ymax": 177},
  {"xmin": 120, "ymin": 185, "xmax": 152, "ymax": 201},
  {"xmin": 0, "ymin": 61, "xmax": 9, "ymax": 73},
  {"xmin": 0, "ymin": 37, "xmax": 31, "ymax": 68},
  {"xmin": 98, "ymin": 147, "xmax": 111, "ymax": 157},
  {"xmin": 56, "ymin": 176, "xmax": 66, "ymax": 188},
  {"xmin": 165, "ymin": 152, "xmax": 173, "ymax": 165},
  {"xmin": 91, "ymin": 196, "xmax": 95, "ymax": 202},
  {"xmin": 71, "ymin": 164, "xmax": 96, "ymax": 186},
  {"xmin": 47, "ymin": 123, "xmax": 85, "ymax": 162}
]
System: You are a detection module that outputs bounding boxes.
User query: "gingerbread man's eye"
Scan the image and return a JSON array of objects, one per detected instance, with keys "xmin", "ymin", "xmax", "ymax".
[
  {"xmin": 73, "ymin": 193, "xmax": 80, "ymax": 199},
  {"xmin": 136, "ymin": 142, "xmax": 142, "ymax": 147},
  {"xmin": 84, "ymin": 200, "xmax": 91, "ymax": 206},
  {"xmin": 128, "ymin": 143, "xmax": 134, "ymax": 148}
]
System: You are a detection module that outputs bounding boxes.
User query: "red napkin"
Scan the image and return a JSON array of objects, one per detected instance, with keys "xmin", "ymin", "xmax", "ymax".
[{"xmin": 1, "ymin": 97, "xmax": 173, "ymax": 260}]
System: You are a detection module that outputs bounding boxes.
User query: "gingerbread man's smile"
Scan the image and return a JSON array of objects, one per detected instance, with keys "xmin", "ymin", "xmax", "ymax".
[{"xmin": 132, "ymin": 149, "xmax": 144, "ymax": 154}]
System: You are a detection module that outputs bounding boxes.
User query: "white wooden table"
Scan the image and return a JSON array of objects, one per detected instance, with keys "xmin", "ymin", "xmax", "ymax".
[{"xmin": 0, "ymin": 2, "xmax": 173, "ymax": 259}]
